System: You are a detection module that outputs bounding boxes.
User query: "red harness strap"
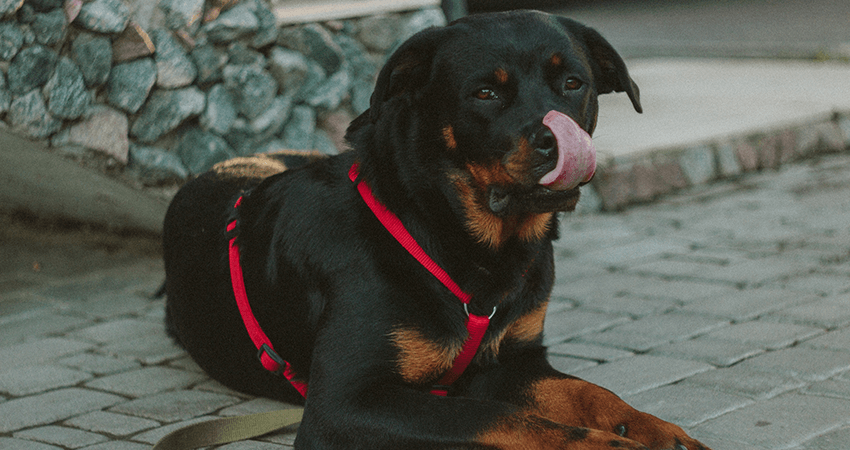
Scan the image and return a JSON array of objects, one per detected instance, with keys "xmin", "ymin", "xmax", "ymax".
[
  {"xmin": 227, "ymin": 164, "xmax": 492, "ymax": 399},
  {"xmin": 227, "ymin": 196, "xmax": 308, "ymax": 398},
  {"xmin": 348, "ymin": 164, "xmax": 493, "ymax": 396}
]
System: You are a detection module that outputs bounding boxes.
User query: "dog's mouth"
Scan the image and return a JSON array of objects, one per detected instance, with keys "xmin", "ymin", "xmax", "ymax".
[
  {"xmin": 486, "ymin": 111, "xmax": 593, "ymax": 215},
  {"xmin": 487, "ymin": 184, "xmax": 582, "ymax": 216}
]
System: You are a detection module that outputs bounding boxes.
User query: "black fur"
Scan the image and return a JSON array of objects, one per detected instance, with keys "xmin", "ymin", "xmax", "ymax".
[{"xmin": 164, "ymin": 11, "xmax": 710, "ymax": 450}]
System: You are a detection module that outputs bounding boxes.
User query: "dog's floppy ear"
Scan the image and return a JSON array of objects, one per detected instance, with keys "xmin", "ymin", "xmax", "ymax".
[
  {"xmin": 559, "ymin": 18, "xmax": 642, "ymax": 113},
  {"xmin": 368, "ymin": 27, "xmax": 449, "ymax": 123}
]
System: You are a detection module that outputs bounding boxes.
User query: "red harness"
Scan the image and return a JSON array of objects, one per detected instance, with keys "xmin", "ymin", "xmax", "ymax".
[{"xmin": 227, "ymin": 163, "xmax": 492, "ymax": 398}]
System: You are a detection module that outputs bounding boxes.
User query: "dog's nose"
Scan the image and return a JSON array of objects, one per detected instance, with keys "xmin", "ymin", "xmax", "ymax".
[{"xmin": 531, "ymin": 127, "xmax": 557, "ymax": 161}]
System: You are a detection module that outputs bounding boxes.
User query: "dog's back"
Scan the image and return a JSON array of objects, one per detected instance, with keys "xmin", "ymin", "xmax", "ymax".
[{"xmin": 163, "ymin": 150, "xmax": 325, "ymax": 402}]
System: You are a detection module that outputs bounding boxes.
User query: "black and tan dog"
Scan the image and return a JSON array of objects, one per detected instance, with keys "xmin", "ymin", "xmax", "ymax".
[{"xmin": 164, "ymin": 10, "xmax": 710, "ymax": 450}]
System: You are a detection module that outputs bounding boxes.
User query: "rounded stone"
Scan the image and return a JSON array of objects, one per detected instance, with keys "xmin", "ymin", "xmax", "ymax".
[
  {"xmin": 107, "ymin": 58, "xmax": 156, "ymax": 114},
  {"xmin": 71, "ymin": 32, "xmax": 113, "ymax": 87},
  {"xmin": 176, "ymin": 127, "xmax": 236, "ymax": 174},
  {"xmin": 44, "ymin": 56, "xmax": 90, "ymax": 120},
  {"xmin": 7, "ymin": 45, "xmax": 58, "ymax": 95},
  {"xmin": 75, "ymin": 0, "xmax": 130, "ymax": 33}
]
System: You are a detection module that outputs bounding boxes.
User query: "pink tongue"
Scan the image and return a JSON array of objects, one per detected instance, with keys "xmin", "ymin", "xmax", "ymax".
[{"xmin": 538, "ymin": 111, "xmax": 596, "ymax": 191}]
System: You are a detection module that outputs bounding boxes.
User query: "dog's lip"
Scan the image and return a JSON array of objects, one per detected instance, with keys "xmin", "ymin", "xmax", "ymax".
[
  {"xmin": 489, "ymin": 184, "xmax": 581, "ymax": 215},
  {"xmin": 530, "ymin": 185, "xmax": 582, "ymax": 211}
]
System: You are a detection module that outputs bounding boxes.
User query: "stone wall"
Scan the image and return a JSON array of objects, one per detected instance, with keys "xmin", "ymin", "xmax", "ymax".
[{"xmin": 0, "ymin": 0, "xmax": 445, "ymax": 191}]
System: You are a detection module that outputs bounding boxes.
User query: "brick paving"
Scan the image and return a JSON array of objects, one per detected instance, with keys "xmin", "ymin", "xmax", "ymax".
[{"xmin": 0, "ymin": 151, "xmax": 849, "ymax": 449}]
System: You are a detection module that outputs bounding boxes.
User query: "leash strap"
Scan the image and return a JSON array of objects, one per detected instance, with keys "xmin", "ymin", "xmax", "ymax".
[
  {"xmin": 227, "ymin": 195, "xmax": 308, "ymax": 398},
  {"xmin": 348, "ymin": 163, "xmax": 492, "ymax": 396},
  {"xmin": 152, "ymin": 408, "xmax": 303, "ymax": 450}
]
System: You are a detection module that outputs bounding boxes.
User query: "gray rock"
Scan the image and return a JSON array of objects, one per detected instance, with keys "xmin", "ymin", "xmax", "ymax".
[
  {"xmin": 63, "ymin": 105, "xmax": 129, "ymax": 164},
  {"xmin": 71, "ymin": 32, "xmax": 112, "ymax": 87},
  {"xmin": 0, "ymin": 0, "xmax": 24, "ymax": 17},
  {"xmin": 32, "ymin": 8, "xmax": 66, "ymax": 46},
  {"xmin": 0, "ymin": 22, "xmax": 24, "ymax": 60},
  {"xmin": 129, "ymin": 144, "xmax": 189, "ymax": 184},
  {"xmin": 255, "ymin": 139, "xmax": 287, "ymax": 154},
  {"xmin": 158, "ymin": 0, "xmax": 204, "ymax": 32},
  {"xmin": 334, "ymin": 34, "xmax": 375, "ymax": 114},
  {"xmin": 222, "ymin": 64, "xmax": 278, "ymax": 120},
  {"xmin": 107, "ymin": 58, "xmax": 156, "ymax": 114},
  {"xmin": 268, "ymin": 46, "xmax": 326, "ymax": 101},
  {"xmin": 75, "ymin": 0, "xmax": 130, "ymax": 33},
  {"xmin": 0, "ymin": 72, "xmax": 10, "ymax": 113},
  {"xmin": 221, "ymin": 117, "xmax": 255, "ymax": 155},
  {"xmin": 16, "ymin": 2, "xmax": 34, "ymax": 22},
  {"xmin": 190, "ymin": 44, "xmax": 226, "ymax": 84},
  {"xmin": 249, "ymin": 0, "xmax": 277, "ymax": 48},
  {"xmin": 307, "ymin": 64, "xmax": 352, "ymax": 111},
  {"xmin": 350, "ymin": 78, "xmax": 373, "ymax": 114},
  {"xmin": 200, "ymin": 83, "xmax": 237, "ymax": 135},
  {"xmin": 279, "ymin": 23, "xmax": 344, "ymax": 75},
  {"xmin": 8, "ymin": 89, "xmax": 62, "ymax": 138},
  {"xmin": 355, "ymin": 15, "xmax": 399, "ymax": 52},
  {"xmin": 27, "ymin": 0, "xmax": 61, "ymax": 12},
  {"xmin": 313, "ymin": 128, "xmax": 340, "ymax": 155},
  {"xmin": 7, "ymin": 44, "xmax": 58, "ymax": 95},
  {"xmin": 176, "ymin": 127, "xmax": 236, "ymax": 174},
  {"xmin": 398, "ymin": 8, "xmax": 446, "ymax": 44},
  {"xmin": 334, "ymin": 33, "xmax": 376, "ymax": 80},
  {"xmin": 131, "ymin": 86, "xmax": 206, "ymax": 143},
  {"xmin": 202, "ymin": 0, "xmax": 258, "ymax": 43},
  {"xmin": 150, "ymin": 29, "xmax": 197, "ymax": 88},
  {"xmin": 282, "ymin": 105, "xmax": 317, "ymax": 150},
  {"xmin": 226, "ymin": 41, "xmax": 265, "ymax": 67},
  {"xmin": 249, "ymin": 94, "xmax": 293, "ymax": 141},
  {"xmin": 44, "ymin": 56, "xmax": 90, "ymax": 120}
]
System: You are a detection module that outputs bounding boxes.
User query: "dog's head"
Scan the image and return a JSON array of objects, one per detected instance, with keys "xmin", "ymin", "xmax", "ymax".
[{"xmin": 350, "ymin": 10, "xmax": 641, "ymax": 248}]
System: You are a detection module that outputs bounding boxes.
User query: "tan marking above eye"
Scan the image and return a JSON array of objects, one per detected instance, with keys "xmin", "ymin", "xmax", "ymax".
[
  {"xmin": 550, "ymin": 53, "xmax": 563, "ymax": 66},
  {"xmin": 443, "ymin": 125, "xmax": 458, "ymax": 150},
  {"xmin": 495, "ymin": 68, "xmax": 509, "ymax": 84}
]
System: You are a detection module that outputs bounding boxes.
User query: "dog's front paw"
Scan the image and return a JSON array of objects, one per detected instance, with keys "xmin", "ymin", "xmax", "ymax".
[
  {"xmin": 477, "ymin": 415, "xmax": 650, "ymax": 450},
  {"xmin": 527, "ymin": 378, "xmax": 711, "ymax": 450},
  {"xmin": 604, "ymin": 411, "xmax": 710, "ymax": 450}
]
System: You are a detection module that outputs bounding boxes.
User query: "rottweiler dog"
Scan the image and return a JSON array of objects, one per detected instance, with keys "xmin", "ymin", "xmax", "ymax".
[{"xmin": 164, "ymin": 10, "xmax": 711, "ymax": 450}]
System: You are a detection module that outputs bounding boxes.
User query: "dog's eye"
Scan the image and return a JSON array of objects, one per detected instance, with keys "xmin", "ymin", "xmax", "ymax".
[
  {"xmin": 563, "ymin": 78, "xmax": 583, "ymax": 92},
  {"xmin": 475, "ymin": 89, "xmax": 499, "ymax": 101}
]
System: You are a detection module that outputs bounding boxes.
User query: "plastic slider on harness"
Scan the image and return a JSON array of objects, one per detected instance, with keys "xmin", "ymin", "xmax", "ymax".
[{"xmin": 258, "ymin": 344, "xmax": 286, "ymax": 376}]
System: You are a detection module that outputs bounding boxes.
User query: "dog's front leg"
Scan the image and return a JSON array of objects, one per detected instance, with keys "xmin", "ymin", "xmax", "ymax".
[
  {"xmin": 295, "ymin": 384, "xmax": 648, "ymax": 450},
  {"xmin": 467, "ymin": 348, "xmax": 711, "ymax": 450}
]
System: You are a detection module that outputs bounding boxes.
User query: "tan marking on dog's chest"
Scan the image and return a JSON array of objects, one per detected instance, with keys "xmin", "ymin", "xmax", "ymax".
[{"xmin": 389, "ymin": 328, "xmax": 462, "ymax": 384}]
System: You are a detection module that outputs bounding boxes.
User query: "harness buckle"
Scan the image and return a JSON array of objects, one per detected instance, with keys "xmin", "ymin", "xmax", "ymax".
[
  {"xmin": 463, "ymin": 303, "xmax": 497, "ymax": 320},
  {"xmin": 257, "ymin": 343, "xmax": 286, "ymax": 376}
]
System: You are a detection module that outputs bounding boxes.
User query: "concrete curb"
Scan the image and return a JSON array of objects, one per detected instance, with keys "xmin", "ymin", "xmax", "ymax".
[
  {"xmin": 585, "ymin": 111, "xmax": 850, "ymax": 211},
  {"xmin": 0, "ymin": 128, "xmax": 168, "ymax": 234}
]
